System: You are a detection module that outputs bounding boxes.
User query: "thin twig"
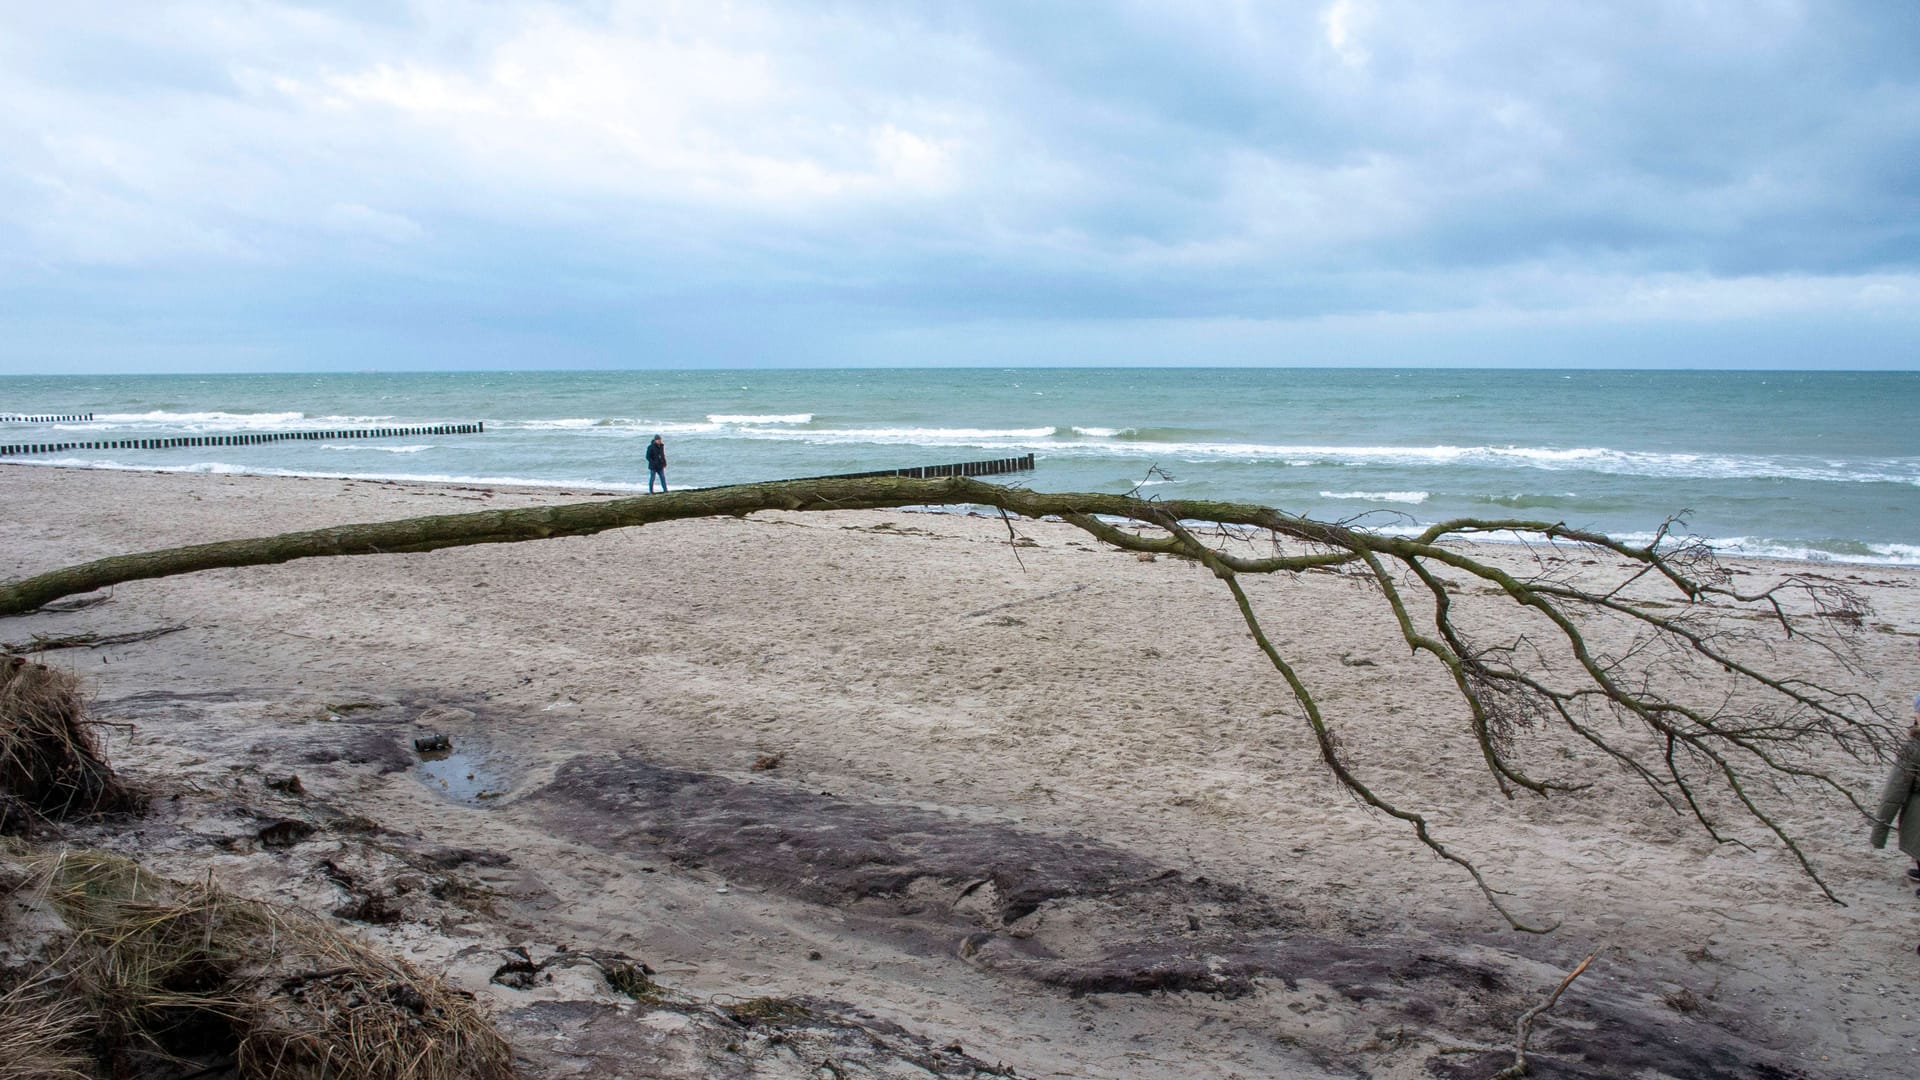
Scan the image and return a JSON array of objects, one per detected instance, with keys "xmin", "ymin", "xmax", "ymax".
[
  {"xmin": 3, "ymin": 625, "xmax": 189, "ymax": 653},
  {"xmin": 1490, "ymin": 952, "xmax": 1597, "ymax": 1079},
  {"xmin": 995, "ymin": 505, "xmax": 1028, "ymax": 572}
]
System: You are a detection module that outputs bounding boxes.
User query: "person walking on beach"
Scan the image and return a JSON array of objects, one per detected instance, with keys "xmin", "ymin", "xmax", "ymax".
[
  {"xmin": 646, "ymin": 434, "xmax": 668, "ymax": 493},
  {"xmin": 1868, "ymin": 690, "xmax": 1920, "ymax": 895}
]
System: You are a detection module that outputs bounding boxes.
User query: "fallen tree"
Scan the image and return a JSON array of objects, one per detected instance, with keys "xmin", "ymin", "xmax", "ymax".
[{"xmin": 0, "ymin": 475, "xmax": 1897, "ymax": 930}]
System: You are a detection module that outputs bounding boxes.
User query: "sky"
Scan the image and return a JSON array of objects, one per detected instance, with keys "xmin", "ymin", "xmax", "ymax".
[{"xmin": 2, "ymin": 1, "xmax": 1918, "ymax": 373}]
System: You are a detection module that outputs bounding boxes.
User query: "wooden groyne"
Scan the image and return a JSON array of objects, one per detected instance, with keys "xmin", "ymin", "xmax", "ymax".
[
  {"xmin": 0, "ymin": 422, "xmax": 484, "ymax": 457},
  {"xmin": 798, "ymin": 453, "xmax": 1036, "ymax": 482},
  {"xmin": 0, "ymin": 413, "xmax": 93, "ymax": 423},
  {"xmin": 697, "ymin": 455, "xmax": 1037, "ymax": 493}
]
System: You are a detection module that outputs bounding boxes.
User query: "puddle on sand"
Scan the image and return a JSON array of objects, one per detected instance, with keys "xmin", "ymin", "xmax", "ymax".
[{"xmin": 416, "ymin": 746, "xmax": 509, "ymax": 804}]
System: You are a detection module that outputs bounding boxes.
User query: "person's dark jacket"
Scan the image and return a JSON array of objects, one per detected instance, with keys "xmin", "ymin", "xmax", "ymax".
[
  {"xmin": 1871, "ymin": 731, "xmax": 1920, "ymax": 859},
  {"xmin": 646, "ymin": 441, "xmax": 666, "ymax": 471}
]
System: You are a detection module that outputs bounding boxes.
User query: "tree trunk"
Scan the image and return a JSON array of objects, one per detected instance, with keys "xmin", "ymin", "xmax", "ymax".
[
  {"xmin": 0, "ymin": 476, "xmax": 1350, "ymax": 618},
  {"xmin": 0, "ymin": 473, "xmax": 1894, "ymax": 927}
]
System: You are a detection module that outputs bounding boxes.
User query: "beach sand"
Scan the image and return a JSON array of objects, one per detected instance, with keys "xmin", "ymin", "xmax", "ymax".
[{"xmin": 4, "ymin": 462, "xmax": 1918, "ymax": 1078}]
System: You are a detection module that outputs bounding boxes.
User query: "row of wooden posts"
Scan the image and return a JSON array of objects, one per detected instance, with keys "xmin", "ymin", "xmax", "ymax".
[
  {"xmin": 799, "ymin": 454, "xmax": 1037, "ymax": 481},
  {"xmin": 0, "ymin": 423, "xmax": 484, "ymax": 457},
  {"xmin": 0, "ymin": 415, "xmax": 1037, "ymax": 483}
]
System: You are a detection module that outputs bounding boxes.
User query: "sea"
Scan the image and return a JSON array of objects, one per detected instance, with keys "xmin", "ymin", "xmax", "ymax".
[{"xmin": 2, "ymin": 368, "xmax": 1916, "ymax": 566}]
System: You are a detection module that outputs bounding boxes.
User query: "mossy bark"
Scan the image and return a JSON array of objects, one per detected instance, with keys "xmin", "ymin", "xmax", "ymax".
[{"xmin": 0, "ymin": 477, "xmax": 1370, "ymax": 618}]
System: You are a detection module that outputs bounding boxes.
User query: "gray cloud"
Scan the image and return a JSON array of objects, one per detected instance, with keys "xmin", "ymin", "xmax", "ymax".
[{"xmin": 1, "ymin": 0, "xmax": 1916, "ymax": 371}]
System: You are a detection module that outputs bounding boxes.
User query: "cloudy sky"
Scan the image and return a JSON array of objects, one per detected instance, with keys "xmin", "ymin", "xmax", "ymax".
[{"xmin": 3, "ymin": 1, "xmax": 1917, "ymax": 372}]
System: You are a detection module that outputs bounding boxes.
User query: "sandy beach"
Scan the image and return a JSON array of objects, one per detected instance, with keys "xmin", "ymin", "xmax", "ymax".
[{"xmin": 4, "ymin": 462, "xmax": 1918, "ymax": 1079}]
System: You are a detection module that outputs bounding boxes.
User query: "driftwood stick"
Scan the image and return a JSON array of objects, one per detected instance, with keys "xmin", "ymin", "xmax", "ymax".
[
  {"xmin": 277, "ymin": 966, "xmax": 357, "ymax": 993},
  {"xmin": 2, "ymin": 625, "xmax": 188, "ymax": 654},
  {"xmin": 1490, "ymin": 952, "xmax": 1597, "ymax": 1079}
]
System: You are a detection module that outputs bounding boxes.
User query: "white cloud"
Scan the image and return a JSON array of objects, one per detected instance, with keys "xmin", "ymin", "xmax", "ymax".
[
  {"xmin": 0, "ymin": 1, "xmax": 1915, "ymax": 369},
  {"xmin": 870, "ymin": 124, "xmax": 955, "ymax": 189},
  {"xmin": 324, "ymin": 65, "xmax": 499, "ymax": 116},
  {"xmin": 288, "ymin": 11, "xmax": 969, "ymax": 211},
  {"xmin": 1320, "ymin": 0, "xmax": 1370, "ymax": 68}
]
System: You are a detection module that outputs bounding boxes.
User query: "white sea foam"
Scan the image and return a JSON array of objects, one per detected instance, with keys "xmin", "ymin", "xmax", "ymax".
[
  {"xmin": 92, "ymin": 410, "xmax": 307, "ymax": 424},
  {"xmin": 1639, "ymin": 535, "xmax": 1920, "ymax": 566},
  {"xmin": 86, "ymin": 410, "xmax": 316, "ymax": 430},
  {"xmin": 517, "ymin": 414, "xmax": 817, "ymax": 433},
  {"xmin": 1318, "ymin": 490, "xmax": 1430, "ymax": 504},
  {"xmin": 1358, "ymin": 522, "xmax": 1920, "ymax": 567},
  {"xmin": 734, "ymin": 425, "xmax": 1055, "ymax": 444},
  {"xmin": 501, "ymin": 418, "xmax": 725, "ymax": 435},
  {"xmin": 696, "ymin": 431, "xmax": 1919, "ymax": 485},
  {"xmin": 873, "ymin": 428, "xmax": 1901, "ymax": 486},
  {"xmin": 514, "ymin": 417, "xmax": 604, "ymax": 430},
  {"xmin": 708, "ymin": 413, "xmax": 813, "ymax": 425},
  {"xmin": 70, "ymin": 411, "xmax": 451, "ymax": 435},
  {"xmin": 23, "ymin": 458, "xmax": 654, "ymax": 493},
  {"xmin": 49, "ymin": 408, "xmax": 1917, "ymax": 488},
  {"xmin": 6, "ymin": 459, "xmax": 258, "ymax": 475},
  {"xmin": 29, "ymin": 460, "xmax": 265, "ymax": 476},
  {"xmin": 320, "ymin": 443, "xmax": 431, "ymax": 453}
]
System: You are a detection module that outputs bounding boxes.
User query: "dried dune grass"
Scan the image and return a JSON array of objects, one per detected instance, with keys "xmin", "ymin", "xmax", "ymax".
[
  {"xmin": 0, "ymin": 979, "xmax": 94, "ymax": 1080},
  {"xmin": 0, "ymin": 656, "xmax": 142, "ymax": 830},
  {"xmin": 4, "ymin": 846, "xmax": 512, "ymax": 1080}
]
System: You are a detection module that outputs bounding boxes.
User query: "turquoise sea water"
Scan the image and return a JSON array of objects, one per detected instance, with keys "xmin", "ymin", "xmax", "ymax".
[{"xmin": 2, "ymin": 368, "xmax": 1917, "ymax": 564}]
